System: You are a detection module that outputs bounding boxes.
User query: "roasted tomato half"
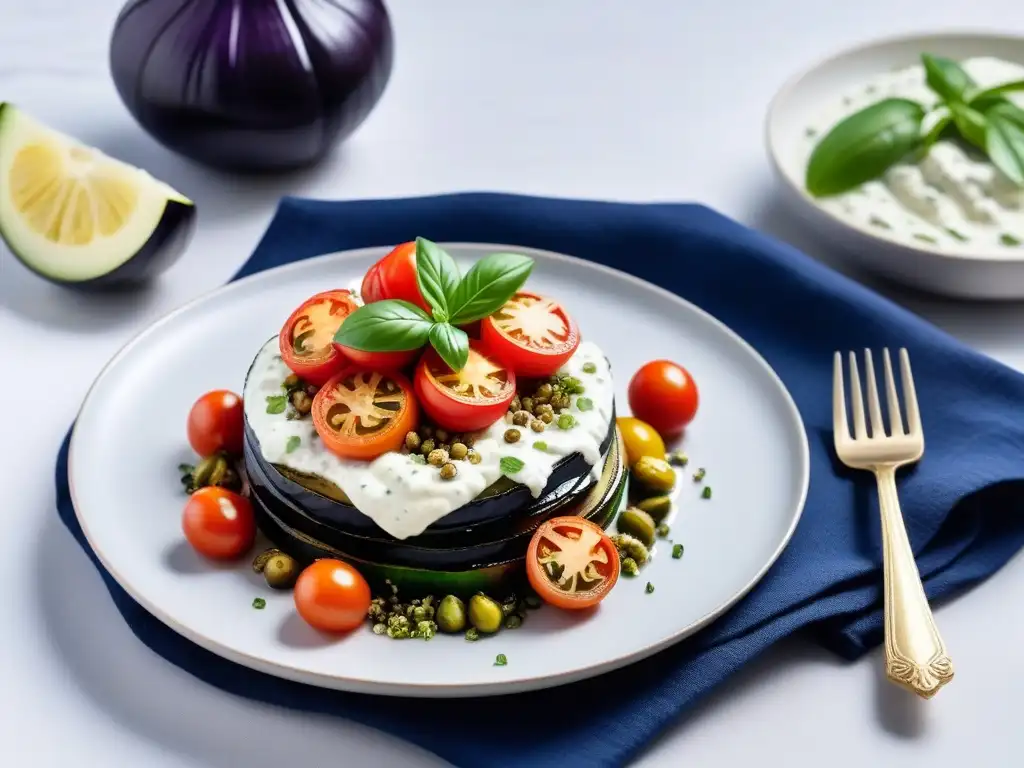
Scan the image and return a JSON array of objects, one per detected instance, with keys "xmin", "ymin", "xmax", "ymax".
[
  {"xmin": 526, "ymin": 517, "xmax": 619, "ymax": 610},
  {"xmin": 414, "ymin": 341, "xmax": 516, "ymax": 432},
  {"xmin": 279, "ymin": 290, "xmax": 359, "ymax": 385},
  {"xmin": 311, "ymin": 368, "xmax": 419, "ymax": 460},
  {"xmin": 480, "ymin": 291, "xmax": 581, "ymax": 377},
  {"xmin": 360, "ymin": 241, "xmax": 430, "ymax": 313}
]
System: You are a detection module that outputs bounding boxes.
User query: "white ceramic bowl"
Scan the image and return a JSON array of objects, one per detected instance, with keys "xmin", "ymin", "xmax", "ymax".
[{"xmin": 766, "ymin": 30, "xmax": 1024, "ymax": 300}]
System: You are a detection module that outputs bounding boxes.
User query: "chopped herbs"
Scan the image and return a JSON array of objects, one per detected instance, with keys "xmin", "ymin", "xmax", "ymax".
[
  {"xmin": 557, "ymin": 413, "xmax": 576, "ymax": 430},
  {"xmin": 656, "ymin": 522, "xmax": 670, "ymax": 538},
  {"xmin": 495, "ymin": 653, "xmax": 508, "ymax": 666},
  {"xmin": 672, "ymin": 543, "xmax": 685, "ymax": 559},
  {"xmin": 533, "ymin": 441, "xmax": 548, "ymax": 452},
  {"xmin": 1001, "ymin": 233, "xmax": 1022, "ymax": 246},
  {"xmin": 645, "ymin": 582, "xmax": 655, "ymax": 594},
  {"xmin": 265, "ymin": 395, "xmax": 287, "ymax": 414},
  {"xmin": 693, "ymin": 467, "xmax": 706, "ymax": 482},
  {"xmin": 666, "ymin": 451, "xmax": 689, "ymax": 467},
  {"xmin": 285, "ymin": 435, "xmax": 301, "ymax": 453},
  {"xmin": 465, "ymin": 627, "xmax": 480, "ymax": 641},
  {"xmin": 582, "ymin": 362, "xmax": 598, "ymax": 374},
  {"xmin": 702, "ymin": 486, "xmax": 712, "ymax": 499},
  {"xmin": 252, "ymin": 597, "xmax": 266, "ymax": 609},
  {"xmin": 869, "ymin": 215, "xmax": 892, "ymax": 230},
  {"xmin": 576, "ymin": 397, "xmax": 594, "ymax": 412},
  {"xmin": 945, "ymin": 227, "xmax": 968, "ymax": 242},
  {"xmin": 913, "ymin": 233, "xmax": 938, "ymax": 244},
  {"xmin": 500, "ymin": 456, "xmax": 525, "ymax": 475}
]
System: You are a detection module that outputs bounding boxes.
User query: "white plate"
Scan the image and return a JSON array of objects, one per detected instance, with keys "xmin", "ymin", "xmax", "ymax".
[
  {"xmin": 69, "ymin": 244, "xmax": 809, "ymax": 697},
  {"xmin": 765, "ymin": 30, "xmax": 1024, "ymax": 300}
]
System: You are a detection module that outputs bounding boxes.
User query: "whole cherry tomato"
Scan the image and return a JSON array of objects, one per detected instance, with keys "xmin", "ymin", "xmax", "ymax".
[
  {"xmin": 627, "ymin": 360, "xmax": 699, "ymax": 437},
  {"xmin": 360, "ymin": 242, "xmax": 431, "ymax": 313},
  {"xmin": 182, "ymin": 487, "xmax": 255, "ymax": 560},
  {"xmin": 187, "ymin": 390, "xmax": 244, "ymax": 457},
  {"xmin": 293, "ymin": 559, "xmax": 371, "ymax": 633}
]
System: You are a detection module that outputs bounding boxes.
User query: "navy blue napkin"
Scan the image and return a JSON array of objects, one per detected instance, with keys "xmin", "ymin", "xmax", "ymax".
[{"xmin": 55, "ymin": 193, "xmax": 1024, "ymax": 768}]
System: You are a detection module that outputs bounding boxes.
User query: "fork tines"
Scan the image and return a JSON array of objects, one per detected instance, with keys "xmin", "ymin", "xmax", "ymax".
[{"xmin": 833, "ymin": 348, "xmax": 921, "ymax": 442}]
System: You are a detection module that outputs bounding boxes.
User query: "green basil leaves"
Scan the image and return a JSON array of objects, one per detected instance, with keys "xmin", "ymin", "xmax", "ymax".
[
  {"xmin": 805, "ymin": 53, "xmax": 1024, "ymax": 197},
  {"xmin": 333, "ymin": 238, "xmax": 533, "ymax": 371}
]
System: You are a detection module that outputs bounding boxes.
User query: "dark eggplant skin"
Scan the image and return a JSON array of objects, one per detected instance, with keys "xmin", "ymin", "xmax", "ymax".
[{"xmin": 242, "ymin": 405, "xmax": 616, "ymax": 537}]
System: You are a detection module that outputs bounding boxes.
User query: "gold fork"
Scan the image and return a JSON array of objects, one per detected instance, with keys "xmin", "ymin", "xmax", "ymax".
[{"xmin": 833, "ymin": 348, "xmax": 953, "ymax": 699}]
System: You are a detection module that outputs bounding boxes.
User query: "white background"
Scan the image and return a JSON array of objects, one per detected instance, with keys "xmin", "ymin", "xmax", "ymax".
[{"xmin": 1, "ymin": 1, "xmax": 1021, "ymax": 766}]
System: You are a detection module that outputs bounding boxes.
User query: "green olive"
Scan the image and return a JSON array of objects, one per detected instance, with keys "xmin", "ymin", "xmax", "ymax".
[
  {"xmin": 636, "ymin": 495, "xmax": 672, "ymax": 523},
  {"xmin": 631, "ymin": 456, "xmax": 677, "ymax": 494},
  {"xmin": 436, "ymin": 595, "xmax": 467, "ymax": 633},
  {"xmin": 616, "ymin": 507, "xmax": 657, "ymax": 548},
  {"xmin": 468, "ymin": 594, "xmax": 503, "ymax": 634},
  {"xmin": 252, "ymin": 548, "xmax": 282, "ymax": 573},
  {"xmin": 264, "ymin": 554, "xmax": 299, "ymax": 589}
]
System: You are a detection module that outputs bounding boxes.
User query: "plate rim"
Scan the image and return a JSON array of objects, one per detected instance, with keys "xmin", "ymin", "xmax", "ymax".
[
  {"xmin": 68, "ymin": 242, "xmax": 810, "ymax": 697},
  {"xmin": 764, "ymin": 27, "xmax": 1024, "ymax": 267}
]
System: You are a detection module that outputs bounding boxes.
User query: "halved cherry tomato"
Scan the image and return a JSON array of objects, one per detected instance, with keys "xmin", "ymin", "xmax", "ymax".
[
  {"xmin": 182, "ymin": 487, "xmax": 256, "ymax": 560},
  {"xmin": 414, "ymin": 341, "xmax": 516, "ymax": 432},
  {"xmin": 526, "ymin": 516, "xmax": 619, "ymax": 610},
  {"xmin": 480, "ymin": 291, "xmax": 581, "ymax": 377},
  {"xmin": 311, "ymin": 368, "xmax": 418, "ymax": 460},
  {"xmin": 628, "ymin": 360, "xmax": 699, "ymax": 437},
  {"xmin": 294, "ymin": 559, "xmax": 371, "ymax": 633},
  {"xmin": 279, "ymin": 290, "xmax": 359, "ymax": 386},
  {"xmin": 360, "ymin": 242, "xmax": 431, "ymax": 313},
  {"xmin": 333, "ymin": 341, "xmax": 419, "ymax": 372},
  {"xmin": 187, "ymin": 390, "xmax": 244, "ymax": 457}
]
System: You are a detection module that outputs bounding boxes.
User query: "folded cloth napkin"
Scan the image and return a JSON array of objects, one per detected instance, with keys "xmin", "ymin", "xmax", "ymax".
[{"xmin": 55, "ymin": 193, "xmax": 1024, "ymax": 768}]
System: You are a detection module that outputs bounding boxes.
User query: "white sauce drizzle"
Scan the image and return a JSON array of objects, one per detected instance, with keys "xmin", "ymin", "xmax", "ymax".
[
  {"xmin": 242, "ymin": 338, "xmax": 615, "ymax": 540},
  {"xmin": 802, "ymin": 56, "xmax": 1024, "ymax": 252}
]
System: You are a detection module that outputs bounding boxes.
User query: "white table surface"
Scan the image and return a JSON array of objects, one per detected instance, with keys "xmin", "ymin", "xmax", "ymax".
[{"xmin": 2, "ymin": 1, "xmax": 1022, "ymax": 765}]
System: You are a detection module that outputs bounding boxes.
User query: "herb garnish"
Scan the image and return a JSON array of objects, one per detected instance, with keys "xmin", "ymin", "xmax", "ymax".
[
  {"xmin": 693, "ymin": 467, "xmax": 706, "ymax": 482},
  {"xmin": 806, "ymin": 53, "xmax": 1024, "ymax": 196},
  {"xmin": 672, "ymin": 544, "xmax": 684, "ymax": 559},
  {"xmin": 266, "ymin": 395, "xmax": 287, "ymax": 414},
  {"xmin": 252, "ymin": 597, "xmax": 266, "ymax": 609},
  {"xmin": 500, "ymin": 456, "xmax": 525, "ymax": 475},
  {"xmin": 576, "ymin": 397, "xmax": 594, "ymax": 412},
  {"xmin": 533, "ymin": 441, "xmax": 548, "ymax": 452},
  {"xmin": 582, "ymin": 362, "xmax": 597, "ymax": 374},
  {"xmin": 495, "ymin": 653, "xmax": 508, "ymax": 666},
  {"xmin": 286, "ymin": 436, "xmax": 301, "ymax": 453},
  {"xmin": 1001, "ymin": 233, "xmax": 1022, "ymax": 246},
  {"xmin": 645, "ymin": 582, "xmax": 655, "ymax": 594},
  {"xmin": 334, "ymin": 238, "xmax": 533, "ymax": 371},
  {"xmin": 702, "ymin": 486, "xmax": 712, "ymax": 499}
]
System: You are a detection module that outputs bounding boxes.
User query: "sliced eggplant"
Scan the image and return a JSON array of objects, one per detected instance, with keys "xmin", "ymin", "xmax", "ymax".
[{"xmin": 0, "ymin": 103, "xmax": 195, "ymax": 287}]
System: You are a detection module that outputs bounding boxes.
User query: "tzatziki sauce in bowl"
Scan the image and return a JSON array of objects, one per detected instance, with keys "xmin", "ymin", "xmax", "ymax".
[{"xmin": 766, "ymin": 32, "xmax": 1024, "ymax": 299}]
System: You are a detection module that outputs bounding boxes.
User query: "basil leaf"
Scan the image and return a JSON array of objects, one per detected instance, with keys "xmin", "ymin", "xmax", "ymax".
[
  {"xmin": 448, "ymin": 253, "xmax": 534, "ymax": 324},
  {"xmin": 500, "ymin": 456, "xmax": 525, "ymax": 475},
  {"xmin": 985, "ymin": 101, "xmax": 1024, "ymax": 131},
  {"xmin": 333, "ymin": 300, "xmax": 433, "ymax": 351},
  {"xmin": 805, "ymin": 98, "xmax": 926, "ymax": 197},
  {"xmin": 950, "ymin": 102, "xmax": 988, "ymax": 150},
  {"xmin": 428, "ymin": 322, "xmax": 469, "ymax": 372},
  {"xmin": 415, "ymin": 237, "xmax": 460, "ymax": 321},
  {"xmin": 921, "ymin": 112, "xmax": 953, "ymax": 149},
  {"xmin": 970, "ymin": 79, "xmax": 1024, "ymax": 105},
  {"xmin": 986, "ymin": 111, "xmax": 1024, "ymax": 186},
  {"xmin": 922, "ymin": 53, "xmax": 976, "ymax": 104},
  {"xmin": 286, "ymin": 436, "xmax": 301, "ymax": 453},
  {"xmin": 266, "ymin": 395, "xmax": 287, "ymax": 414}
]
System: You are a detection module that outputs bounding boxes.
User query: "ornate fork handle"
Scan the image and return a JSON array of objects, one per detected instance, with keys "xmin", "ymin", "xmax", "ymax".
[{"xmin": 875, "ymin": 465, "xmax": 954, "ymax": 698}]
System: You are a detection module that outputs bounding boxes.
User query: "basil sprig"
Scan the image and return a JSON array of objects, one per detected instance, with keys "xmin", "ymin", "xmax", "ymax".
[
  {"xmin": 334, "ymin": 238, "xmax": 533, "ymax": 371},
  {"xmin": 806, "ymin": 53, "xmax": 1024, "ymax": 197}
]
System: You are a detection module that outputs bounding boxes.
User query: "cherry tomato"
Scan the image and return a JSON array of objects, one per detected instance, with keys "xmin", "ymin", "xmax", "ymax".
[
  {"xmin": 333, "ymin": 341, "xmax": 419, "ymax": 372},
  {"xmin": 312, "ymin": 368, "xmax": 419, "ymax": 460},
  {"xmin": 526, "ymin": 516, "xmax": 619, "ymax": 610},
  {"xmin": 279, "ymin": 290, "xmax": 359, "ymax": 386},
  {"xmin": 182, "ymin": 487, "xmax": 255, "ymax": 560},
  {"xmin": 360, "ymin": 242, "xmax": 431, "ymax": 313},
  {"xmin": 616, "ymin": 416, "xmax": 666, "ymax": 465},
  {"xmin": 480, "ymin": 291, "xmax": 581, "ymax": 377},
  {"xmin": 293, "ymin": 559, "xmax": 371, "ymax": 633},
  {"xmin": 187, "ymin": 390, "xmax": 244, "ymax": 457},
  {"xmin": 627, "ymin": 360, "xmax": 699, "ymax": 437},
  {"xmin": 414, "ymin": 341, "xmax": 516, "ymax": 432}
]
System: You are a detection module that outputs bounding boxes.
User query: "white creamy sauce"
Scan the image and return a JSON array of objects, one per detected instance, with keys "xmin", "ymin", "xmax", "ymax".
[
  {"xmin": 243, "ymin": 338, "xmax": 615, "ymax": 540},
  {"xmin": 802, "ymin": 56, "xmax": 1024, "ymax": 252}
]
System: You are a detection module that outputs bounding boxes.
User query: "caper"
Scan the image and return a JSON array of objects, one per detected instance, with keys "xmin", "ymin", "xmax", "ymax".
[
  {"xmin": 621, "ymin": 557, "xmax": 640, "ymax": 576},
  {"xmin": 512, "ymin": 410, "xmax": 531, "ymax": 426},
  {"xmin": 504, "ymin": 428, "xmax": 521, "ymax": 444},
  {"xmin": 434, "ymin": 429, "xmax": 450, "ymax": 444},
  {"xmin": 405, "ymin": 431, "xmax": 421, "ymax": 452},
  {"xmin": 510, "ymin": 395, "xmax": 522, "ymax": 412},
  {"xmin": 536, "ymin": 403, "xmax": 554, "ymax": 416},
  {"xmin": 264, "ymin": 553, "xmax": 299, "ymax": 589},
  {"xmin": 420, "ymin": 438, "xmax": 436, "ymax": 455},
  {"xmin": 290, "ymin": 389, "xmax": 313, "ymax": 415},
  {"xmin": 428, "ymin": 448, "xmax": 449, "ymax": 466},
  {"xmin": 539, "ymin": 412, "xmax": 554, "ymax": 424},
  {"xmin": 435, "ymin": 595, "xmax": 466, "ymax": 632},
  {"xmin": 521, "ymin": 397, "xmax": 534, "ymax": 412},
  {"xmin": 450, "ymin": 442, "xmax": 468, "ymax": 460},
  {"xmin": 530, "ymin": 419, "xmax": 546, "ymax": 433},
  {"xmin": 504, "ymin": 614, "xmax": 523, "ymax": 630},
  {"xmin": 536, "ymin": 383, "xmax": 553, "ymax": 399},
  {"xmin": 468, "ymin": 594, "xmax": 503, "ymax": 634},
  {"xmin": 252, "ymin": 547, "xmax": 282, "ymax": 573},
  {"xmin": 636, "ymin": 495, "xmax": 672, "ymax": 523},
  {"xmin": 283, "ymin": 373, "xmax": 300, "ymax": 388},
  {"xmin": 617, "ymin": 507, "xmax": 657, "ymax": 547},
  {"xmin": 465, "ymin": 627, "xmax": 480, "ymax": 641},
  {"xmin": 440, "ymin": 462, "xmax": 457, "ymax": 480},
  {"xmin": 466, "ymin": 449, "xmax": 482, "ymax": 464},
  {"xmin": 632, "ymin": 456, "xmax": 677, "ymax": 493}
]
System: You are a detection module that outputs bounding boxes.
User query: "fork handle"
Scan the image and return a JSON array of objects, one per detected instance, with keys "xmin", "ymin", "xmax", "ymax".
[{"xmin": 875, "ymin": 465, "xmax": 954, "ymax": 698}]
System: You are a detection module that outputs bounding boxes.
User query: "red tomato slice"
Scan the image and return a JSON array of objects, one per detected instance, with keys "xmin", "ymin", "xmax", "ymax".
[
  {"xmin": 312, "ymin": 368, "xmax": 419, "ymax": 460},
  {"xmin": 279, "ymin": 290, "xmax": 359, "ymax": 386},
  {"xmin": 333, "ymin": 342, "xmax": 419, "ymax": 372},
  {"xmin": 360, "ymin": 241, "xmax": 431, "ymax": 313},
  {"xmin": 414, "ymin": 341, "xmax": 516, "ymax": 432},
  {"xmin": 480, "ymin": 291, "xmax": 581, "ymax": 377},
  {"xmin": 526, "ymin": 516, "xmax": 619, "ymax": 610}
]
